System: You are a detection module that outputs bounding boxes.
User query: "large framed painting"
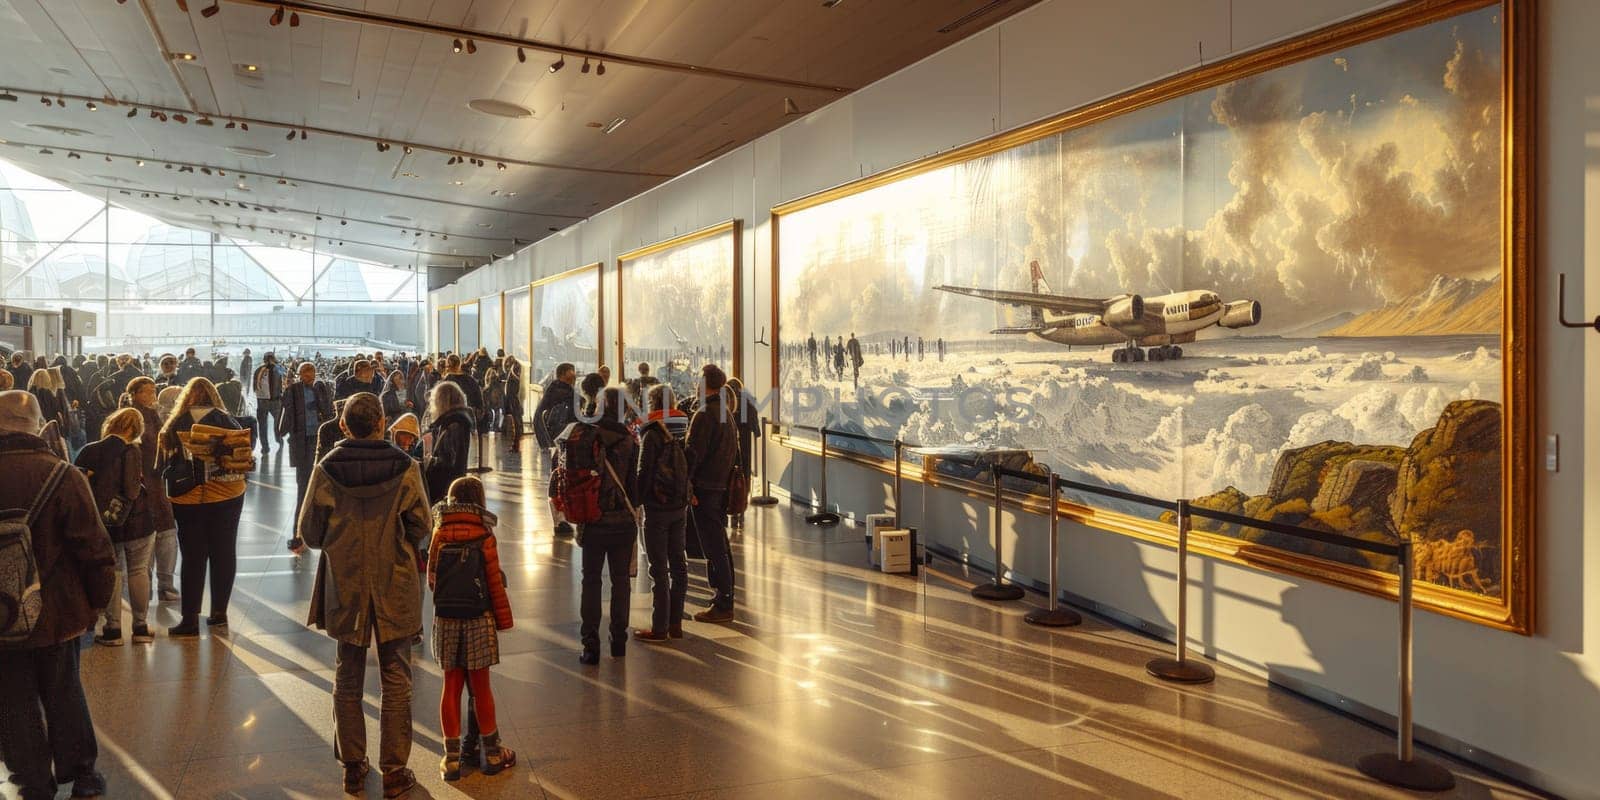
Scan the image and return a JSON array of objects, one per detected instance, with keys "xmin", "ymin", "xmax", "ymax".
[
  {"xmin": 772, "ymin": 0, "xmax": 1531, "ymax": 632},
  {"xmin": 617, "ymin": 220, "xmax": 742, "ymax": 399},
  {"xmin": 529, "ymin": 263, "xmax": 603, "ymax": 392},
  {"xmin": 436, "ymin": 305, "xmax": 457, "ymax": 355},
  {"xmin": 506, "ymin": 286, "xmax": 532, "ymax": 403}
]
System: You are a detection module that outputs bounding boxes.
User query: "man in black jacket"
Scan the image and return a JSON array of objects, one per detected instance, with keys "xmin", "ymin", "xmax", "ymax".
[
  {"xmin": 633, "ymin": 383, "xmax": 691, "ymax": 642},
  {"xmin": 560, "ymin": 387, "xmax": 638, "ymax": 664},
  {"xmin": 684, "ymin": 364, "xmax": 740, "ymax": 624},
  {"xmin": 532, "ymin": 363, "xmax": 577, "ymax": 535},
  {"xmin": 335, "ymin": 359, "xmax": 384, "ymax": 401},
  {"xmin": 441, "ymin": 354, "xmax": 484, "ymax": 423},
  {"xmin": 282, "ymin": 361, "xmax": 334, "ymax": 525}
]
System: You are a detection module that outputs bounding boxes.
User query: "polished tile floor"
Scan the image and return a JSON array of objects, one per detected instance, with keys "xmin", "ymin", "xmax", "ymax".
[{"xmin": 3, "ymin": 434, "xmax": 1543, "ymax": 799}]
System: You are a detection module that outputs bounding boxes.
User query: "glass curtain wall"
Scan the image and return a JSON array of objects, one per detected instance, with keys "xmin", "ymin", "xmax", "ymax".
[{"xmin": 0, "ymin": 159, "xmax": 423, "ymax": 355}]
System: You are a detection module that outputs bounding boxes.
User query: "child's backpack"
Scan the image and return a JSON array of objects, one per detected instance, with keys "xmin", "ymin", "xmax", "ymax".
[
  {"xmin": 0, "ymin": 460, "xmax": 68, "ymax": 645},
  {"xmin": 648, "ymin": 422, "xmax": 691, "ymax": 509},
  {"xmin": 551, "ymin": 423, "xmax": 604, "ymax": 524},
  {"xmin": 432, "ymin": 537, "xmax": 490, "ymax": 619}
]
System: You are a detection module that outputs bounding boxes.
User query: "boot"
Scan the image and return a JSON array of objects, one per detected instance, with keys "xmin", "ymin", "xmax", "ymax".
[
  {"xmin": 481, "ymin": 732, "xmax": 517, "ymax": 776},
  {"xmin": 441, "ymin": 737, "xmax": 462, "ymax": 782}
]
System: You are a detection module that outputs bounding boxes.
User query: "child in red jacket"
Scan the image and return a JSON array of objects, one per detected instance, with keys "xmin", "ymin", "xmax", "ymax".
[{"xmin": 429, "ymin": 476, "xmax": 516, "ymax": 781}]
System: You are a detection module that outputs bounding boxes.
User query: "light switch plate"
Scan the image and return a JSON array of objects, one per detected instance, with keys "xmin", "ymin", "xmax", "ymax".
[{"xmin": 1545, "ymin": 434, "xmax": 1559, "ymax": 472}]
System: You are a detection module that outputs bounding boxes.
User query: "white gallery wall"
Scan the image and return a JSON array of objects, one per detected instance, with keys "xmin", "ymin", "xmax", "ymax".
[{"xmin": 432, "ymin": 0, "xmax": 1600, "ymax": 795}]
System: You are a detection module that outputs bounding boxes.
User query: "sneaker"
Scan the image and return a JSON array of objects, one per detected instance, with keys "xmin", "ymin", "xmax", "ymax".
[
  {"xmin": 381, "ymin": 767, "xmax": 417, "ymax": 798},
  {"xmin": 205, "ymin": 613, "xmax": 228, "ymax": 628},
  {"xmin": 95, "ymin": 627, "xmax": 124, "ymax": 647},
  {"xmin": 69, "ymin": 770, "xmax": 107, "ymax": 798},
  {"xmin": 578, "ymin": 649, "xmax": 600, "ymax": 666},
  {"xmin": 693, "ymin": 608, "xmax": 734, "ymax": 624},
  {"xmin": 633, "ymin": 628, "xmax": 671, "ymax": 643},
  {"xmin": 342, "ymin": 761, "xmax": 370, "ymax": 795},
  {"xmin": 168, "ymin": 619, "xmax": 200, "ymax": 638},
  {"xmin": 131, "ymin": 624, "xmax": 154, "ymax": 645}
]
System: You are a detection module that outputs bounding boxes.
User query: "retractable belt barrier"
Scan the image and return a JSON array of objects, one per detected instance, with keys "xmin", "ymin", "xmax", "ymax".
[
  {"xmin": 750, "ymin": 417, "xmax": 778, "ymax": 507},
  {"xmin": 767, "ymin": 426, "xmax": 1448, "ymax": 790}
]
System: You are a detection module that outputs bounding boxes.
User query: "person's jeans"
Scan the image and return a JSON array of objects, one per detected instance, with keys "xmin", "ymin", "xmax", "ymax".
[
  {"xmin": 174, "ymin": 495, "xmax": 244, "ymax": 619},
  {"xmin": 693, "ymin": 490, "xmax": 734, "ymax": 611},
  {"xmin": 103, "ymin": 535, "xmax": 155, "ymax": 629},
  {"xmin": 334, "ymin": 633, "xmax": 413, "ymax": 774},
  {"xmin": 578, "ymin": 526, "xmax": 634, "ymax": 652},
  {"xmin": 255, "ymin": 399, "xmax": 282, "ymax": 450},
  {"xmin": 642, "ymin": 508, "xmax": 688, "ymax": 633},
  {"xmin": 292, "ymin": 450, "xmax": 315, "ymax": 524},
  {"xmin": 0, "ymin": 644, "xmax": 98, "ymax": 800},
  {"xmin": 150, "ymin": 527, "xmax": 178, "ymax": 596}
]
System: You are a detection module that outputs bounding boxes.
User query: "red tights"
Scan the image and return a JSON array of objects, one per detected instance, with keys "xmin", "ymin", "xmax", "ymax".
[{"xmin": 440, "ymin": 668, "xmax": 497, "ymax": 739}]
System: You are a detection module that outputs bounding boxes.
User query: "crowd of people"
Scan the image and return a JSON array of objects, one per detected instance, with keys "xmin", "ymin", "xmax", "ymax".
[{"xmin": 0, "ymin": 344, "xmax": 757, "ymax": 798}]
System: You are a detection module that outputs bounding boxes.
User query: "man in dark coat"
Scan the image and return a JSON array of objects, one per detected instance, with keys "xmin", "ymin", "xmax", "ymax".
[
  {"xmin": 533, "ymin": 363, "xmax": 577, "ymax": 449},
  {"xmin": 0, "ymin": 390, "xmax": 116, "ymax": 800},
  {"xmin": 281, "ymin": 361, "xmax": 334, "ymax": 528},
  {"xmin": 295, "ymin": 393, "xmax": 429, "ymax": 797},
  {"xmin": 684, "ymin": 365, "xmax": 740, "ymax": 624}
]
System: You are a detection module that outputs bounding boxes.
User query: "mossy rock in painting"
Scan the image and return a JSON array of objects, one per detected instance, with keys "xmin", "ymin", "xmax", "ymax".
[{"xmin": 1389, "ymin": 399, "xmax": 1502, "ymax": 591}]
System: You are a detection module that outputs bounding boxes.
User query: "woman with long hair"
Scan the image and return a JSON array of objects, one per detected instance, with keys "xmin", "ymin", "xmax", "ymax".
[
  {"xmin": 159, "ymin": 377, "xmax": 251, "ymax": 637},
  {"xmin": 381, "ymin": 369, "xmax": 412, "ymax": 420},
  {"xmin": 127, "ymin": 376, "xmax": 179, "ymax": 603},
  {"xmin": 424, "ymin": 381, "xmax": 474, "ymax": 503}
]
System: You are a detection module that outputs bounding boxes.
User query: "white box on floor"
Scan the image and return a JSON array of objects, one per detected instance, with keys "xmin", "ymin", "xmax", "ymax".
[
  {"xmin": 878, "ymin": 530, "xmax": 912, "ymax": 574},
  {"xmin": 865, "ymin": 513, "xmax": 897, "ymax": 565}
]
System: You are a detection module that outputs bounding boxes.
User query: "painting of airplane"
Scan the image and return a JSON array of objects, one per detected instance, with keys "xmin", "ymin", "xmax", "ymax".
[{"xmin": 936, "ymin": 261, "xmax": 1262, "ymax": 362}]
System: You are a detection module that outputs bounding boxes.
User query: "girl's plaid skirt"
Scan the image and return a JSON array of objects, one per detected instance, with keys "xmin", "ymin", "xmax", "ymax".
[{"xmin": 432, "ymin": 614, "xmax": 499, "ymax": 670}]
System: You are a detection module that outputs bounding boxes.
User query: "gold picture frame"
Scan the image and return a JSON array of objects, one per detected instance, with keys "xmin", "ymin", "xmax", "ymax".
[
  {"xmin": 526, "ymin": 262, "xmax": 605, "ymax": 385},
  {"xmin": 616, "ymin": 219, "xmax": 744, "ymax": 380},
  {"xmin": 769, "ymin": 0, "xmax": 1533, "ymax": 633}
]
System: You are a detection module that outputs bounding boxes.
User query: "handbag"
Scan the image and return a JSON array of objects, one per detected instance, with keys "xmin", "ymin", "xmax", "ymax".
[
  {"xmin": 163, "ymin": 450, "xmax": 203, "ymax": 497},
  {"xmin": 101, "ymin": 494, "xmax": 134, "ymax": 528}
]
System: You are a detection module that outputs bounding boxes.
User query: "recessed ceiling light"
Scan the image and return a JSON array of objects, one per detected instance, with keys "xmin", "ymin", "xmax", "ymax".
[
  {"xmin": 477, "ymin": 223, "xmax": 493, "ymax": 229},
  {"xmin": 451, "ymin": 180, "xmax": 464, "ymax": 185},
  {"xmin": 170, "ymin": 52, "xmax": 198, "ymax": 62},
  {"xmin": 506, "ymin": 191, "xmax": 517, "ymax": 197},
  {"xmin": 466, "ymin": 99, "xmax": 533, "ymax": 119},
  {"xmin": 225, "ymin": 146, "xmax": 276, "ymax": 158},
  {"xmin": 237, "ymin": 63, "xmax": 259, "ymax": 72},
  {"xmin": 382, "ymin": 214, "xmax": 413, "ymax": 222}
]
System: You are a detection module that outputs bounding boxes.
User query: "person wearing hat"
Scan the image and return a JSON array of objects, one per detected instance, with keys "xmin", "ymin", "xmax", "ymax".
[
  {"xmin": 389, "ymin": 412, "xmax": 423, "ymax": 461},
  {"xmin": 0, "ymin": 390, "xmax": 116, "ymax": 799}
]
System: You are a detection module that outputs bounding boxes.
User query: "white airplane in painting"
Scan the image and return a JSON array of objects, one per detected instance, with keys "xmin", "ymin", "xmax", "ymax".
[{"xmin": 935, "ymin": 261, "xmax": 1262, "ymax": 362}]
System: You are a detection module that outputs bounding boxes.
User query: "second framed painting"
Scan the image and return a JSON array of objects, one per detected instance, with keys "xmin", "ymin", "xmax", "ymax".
[{"xmin": 616, "ymin": 220, "xmax": 742, "ymax": 399}]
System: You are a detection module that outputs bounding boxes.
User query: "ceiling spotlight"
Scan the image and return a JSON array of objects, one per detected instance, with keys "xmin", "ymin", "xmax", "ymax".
[
  {"xmin": 136, "ymin": 159, "xmax": 145, "ymax": 166},
  {"xmin": 784, "ymin": 97, "xmax": 802, "ymax": 116},
  {"xmin": 201, "ymin": 167, "xmax": 212, "ymax": 175},
  {"xmin": 549, "ymin": 56, "xmax": 565, "ymax": 73},
  {"xmin": 240, "ymin": 122, "xmax": 249, "ymax": 131},
  {"xmin": 466, "ymin": 40, "xmax": 477, "ymax": 54},
  {"xmin": 173, "ymin": 113, "xmax": 188, "ymax": 123},
  {"xmin": 286, "ymin": 129, "xmax": 295, "ymax": 140},
  {"xmin": 240, "ymin": 64, "xmax": 259, "ymax": 72},
  {"xmin": 403, "ymin": 145, "xmax": 412, "ymax": 155},
  {"xmin": 172, "ymin": 52, "xmax": 197, "ymax": 61},
  {"xmin": 452, "ymin": 39, "xmax": 463, "ymax": 54},
  {"xmin": 85, "ymin": 101, "xmax": 97, "ymax": 111},
  {"xmin": 581, "ymin": 58, "xmax": 590, "ymax": 73},
  {"xmin": 55, "ymin": 96, "xmax": 65, "ymax": 107},
  {"xmin": 517, "ymin": 47, "xmax": 526, "ymax": 63},
  {"xmin": 289, "ymin": 11, "xmax": 299, "ymax": 26},
  {"xmin": 340, "ymin": 220, "xmax": 347, "ymax": 225},
  {"xmin": 196, "ymin": 116, "xmax": 213, "ymax": 126},
  {"xmin": 126, "ymin": 106, "xmax": 137, "ymax": 117},
  {"xmin": 38, "ymin": 148, "xmax": 53, "ymax": 155},
  {"xmin": 0, "ymin": 90, "xmax": 15, "ymax": 102},
  {"xmin": 596, "ymin": 60, "xmax": 605, "ymax": 76},
  {"xmin": 225, "ymin": 121, "xmax": 236, "ymax": 129},
  {"xmin": 299, "ymin": 129, "xmax": 306, "ymax": 140},
  {"xmin": 105, "ymin": 155, "xmax": 112, "ymax": 162},
  {"xmin": 451, "ymin": 180, "xmax": 463, "ymax": 186},
  {"xmin": 67, "ymin": 151, "xmax": 80, "ymax": 159},
  {"xmin": 217, "ymin": 168, "xmax": 226, "ymax": 176},
  {"xmin": 40, "ymin": 96, "xmax": 50, "ymax": 106},
  {"xmin": 269, "ymin": 5, "xmax": 284, "ymax": 25},
  {"xmin": 201, "ymin": 2, "xmax": 220, "ymax": 18},
  {"xmin": 496, "ymin": 162, "xmax": 506, "ymax": 171}
]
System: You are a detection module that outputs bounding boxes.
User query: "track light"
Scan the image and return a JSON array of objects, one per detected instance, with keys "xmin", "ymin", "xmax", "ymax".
[
  {"xmin": 452, "ymin": 39, "xmax": 463, "ymax": 54},
  {"xmin": 466, "ymin": 39, "xmax": 477, "ymax": 54},
  {"xmin": 517, "ymin": 47, "xmax": 526, "ymax": 63},
  {"xmin": 67, "ymin": 151, "xmax": 80, "ymax": 159},
  {"xmin": 240, "ymin": 122, "xmax": 249, "ymax": 131},
  {"xmin": 403, "ymin": 145, "xmax": 412, "ymax": 155},
  {"xmin": 127, "ymin": 106, "xmax": 137, "ymax": 116},
  {"xmin": 287, "ymin": 129, "xmax": 296, "ymax": 141},
  {"xmin": 225, "ymin": 121, "xmax": 235, "ymax": 128},
  {"xmin": 40, "ymin": 96, "xmax": 50, "ymax": 106},
  {"xmin": 201, "ymin": 167, "xmax": 212, "ymax": 175},
  {"xmin": 173, "ymin": 113, "xmax": 188, "ymax": 123},
  {"xmin": 289, "ymin": 11, "xmax": 299, "ymax": 26},
  {"xmin": 300, "ymin": 129, "xmax": 307, "ymax": 140},
  {"xmin": 136, "ymin": 159, "xmax": 145, "ymax": 166},
  {"xmin": 201, "ymin": 2, "xmax": 219, "ymax": 18},
  {"xmin": 597, "ymin": 61, "xmax": 605, "ymax": 76},
  {"xmin": 497, "ymin": 162, "xmax": 506, "ymax": 171},
  {"xmin": 549, "ymin": 56, "xmax": 565, "ymax": 73},
  {"xmin": 269, "ymin": 5, "xmax": 284, "ymax": 25},
  {"xmin": 581, "ymin": 58, "xmax": 591, "ymax": 74},
  {"xmin": 85, "ymin": 101, "xmax": 97, "ymax": 111},
  {"xmin": 196, "ymin": 116, "xmax": 213, "ymax": 126},
  {"xmin": 0, "ymin": 90, "xmax": 15, "ymax": 102}
]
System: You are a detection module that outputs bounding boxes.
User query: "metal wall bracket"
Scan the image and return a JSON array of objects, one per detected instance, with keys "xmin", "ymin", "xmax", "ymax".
[{"xmin": 1558, "ymin": 273, "xmax": 1600, "ymax": 332}]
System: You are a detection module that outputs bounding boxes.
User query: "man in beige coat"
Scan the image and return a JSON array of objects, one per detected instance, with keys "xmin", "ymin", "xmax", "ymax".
[{"xmin": 296, "ymin": 392, "xmax": 430, "ymax": 798}]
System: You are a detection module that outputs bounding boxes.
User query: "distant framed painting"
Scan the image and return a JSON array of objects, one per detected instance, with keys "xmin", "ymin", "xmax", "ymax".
[
  {"xmin": 528, "ymin": 263, "xmax": 603, "ymax": 392},
  {"xmin": 617, "ymin": 220, "xmax": 742, "ymax": 399},
  {"xmin": 772, "ymin": 0, "xmax": 1531, "ymax": 632}
]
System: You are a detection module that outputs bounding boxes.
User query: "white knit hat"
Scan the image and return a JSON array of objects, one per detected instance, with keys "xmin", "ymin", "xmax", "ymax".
[{"xmin": 0, "ymin": 389, "xmax": 43, "ymax": 435}]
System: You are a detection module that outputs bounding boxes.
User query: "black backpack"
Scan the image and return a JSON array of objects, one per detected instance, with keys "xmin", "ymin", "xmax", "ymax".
[
  {"xmin": 432, "ymin": 537, "xmax": 491, "ymax": 619},
  {"xmin": 647, "ymin": 422, "xmax": 691, "ymax": 509}
]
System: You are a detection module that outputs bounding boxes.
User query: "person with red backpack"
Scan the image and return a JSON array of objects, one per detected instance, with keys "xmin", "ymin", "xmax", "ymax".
[
  {"xmin": 428, "ymin": 476, "xmax": 515, "ymax": 781},
  {"xmin": 552, "ymin": 387, "xmax": 639, "ymax": 664},
  {"xmin": 632, "ymin": 384, "xmax": 693, "ymax": 643}
]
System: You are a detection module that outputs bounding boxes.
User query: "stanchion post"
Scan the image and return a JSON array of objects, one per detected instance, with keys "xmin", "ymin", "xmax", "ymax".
[
  {"xmin": 750, "ymin": 417, "xmax": 778, "ymax": 506},
  {"xmin": 466, "ymin": 426, "xmax": 493, "ymax": 474},
  {"xmin": 1357, "ymin": 540, "xmax": 1455, "ymax": 790},
  {"xmin": 892, "ymin": 439, "xmax": 904, "ymax": 529},
  {"xmin": 971, "ymin": 467, "xmax": 1024, "ymax": 601},
  {"xmin": 805, "ymin": 428, "xmax": 840, "ymax": 526},
  {"xmin": 1026, "ymin": 472, "xmax": 1081, "ymax": 627},
  {"xmin": 1146, "ymin": 499, "xmax": 1213, "ymax": 683}
]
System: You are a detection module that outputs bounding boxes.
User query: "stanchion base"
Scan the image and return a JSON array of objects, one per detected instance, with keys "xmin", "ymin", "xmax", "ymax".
[
  {"xmin": 1145, "ymin": 657, "xmax": 1215, "ymax": 684},
  {"xmin": 1356, "ymin": 753, "xmax": 1455, "ymax": 792},
  {"xmin": 750, "ymin": 496, "xmax": 779, "ymax": 506},
  {"xmin": 1024, "ymin": 607, "xmax": 1083, "ymax": 627},
  {"xmin": 971, "ymin": 582, "xmax": 1026, "ymax": 601},
  {"xmin": 805, "ymin": 512, "xmax": 841, "ymax": 526}
]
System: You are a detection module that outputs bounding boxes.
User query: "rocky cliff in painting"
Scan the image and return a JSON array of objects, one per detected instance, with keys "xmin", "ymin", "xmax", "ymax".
[
  {"xmin": 1175, "ymin": 399, "xmax": 1501, "ymax": 595},
  {"xmin": 1328, "ymin": 275, "xmax": 1502, "ymax": 337}
]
